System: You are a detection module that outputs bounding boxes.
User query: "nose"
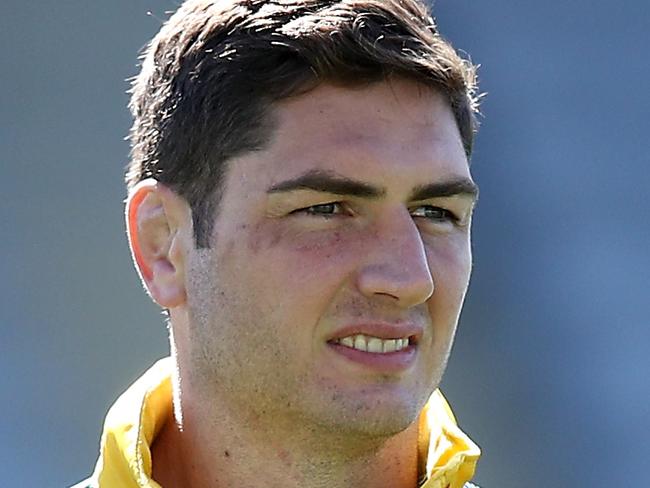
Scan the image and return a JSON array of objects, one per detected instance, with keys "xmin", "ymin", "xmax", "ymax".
[{"xmin": 355, "ymin": 209, "xmax": 434, "ymax": 308}]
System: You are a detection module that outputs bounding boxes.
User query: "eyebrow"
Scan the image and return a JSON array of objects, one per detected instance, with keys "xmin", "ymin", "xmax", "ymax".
[
  {"xmin": 267, "ymin": 170, "xmax": 384, "ymax": 198},
  {"xmin": 409, "ymin": 179, "xmax": 479, "ymax": 202},
  {"xmin": 267, "ymin": 169, "xmax": 478, "ymax": 202}
]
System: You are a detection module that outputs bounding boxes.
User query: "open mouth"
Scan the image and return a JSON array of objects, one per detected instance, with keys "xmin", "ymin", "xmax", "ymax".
[{"xmin": 330, "ymin": 334, "xmax": 415, "ymax": 354}]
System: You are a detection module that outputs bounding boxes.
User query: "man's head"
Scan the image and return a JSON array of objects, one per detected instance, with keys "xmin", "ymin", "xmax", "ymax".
[
  {"xmin": 125, "ymin": 0, "xmax": 480, "ymax": 444},
  {"xmin": 126, "ymin": 0, "xmax": 479, "ymax": 247}
]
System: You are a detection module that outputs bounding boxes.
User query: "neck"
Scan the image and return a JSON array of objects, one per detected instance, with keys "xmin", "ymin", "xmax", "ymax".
[{"xmin": 152, "ymin": 370, "xmax": 420, "ymax": 488}]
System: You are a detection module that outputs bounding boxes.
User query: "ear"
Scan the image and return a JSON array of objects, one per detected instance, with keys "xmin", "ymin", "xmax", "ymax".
[{"xmin": 126, "ymin": 179, "xmax": 192, "ymax": 309}]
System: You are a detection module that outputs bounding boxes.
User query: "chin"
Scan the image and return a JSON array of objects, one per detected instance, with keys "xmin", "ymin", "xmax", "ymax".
[
  {"xmin": 325, "ymin": 410, "xmax": 418, "ymax": 442},
  {"xmin": 349, "ymin": 414, "xmax": 417, "ymax": 439},
  {"xmin": 308, "ymin": 389, "xmax": 426, "ymax": 440}
]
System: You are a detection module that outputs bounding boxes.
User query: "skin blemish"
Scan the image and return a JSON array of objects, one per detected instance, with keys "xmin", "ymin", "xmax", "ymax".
[
  {"xmin": 266, "ymin": 226, "xmax": 285, "ymax": 249},
  {"xmin": 247, "ymin": 220, "xmax": 292, "ymax": 254},
  {"xmin": 245, "ymin": 222, "xmax": 265, "ymax": 254},
  {"xmin": 277, "ymin": 448, "xmax": 293, "ymax": 466},
  {"xmin": 224, "ymin": 450, "xmax": 230, "ymax": 457}
]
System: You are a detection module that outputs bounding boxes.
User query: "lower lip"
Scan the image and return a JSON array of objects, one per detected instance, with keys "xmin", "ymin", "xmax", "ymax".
[{"xmin": 327, "ymin": 342, "xmax": 417, "ymax": 373}]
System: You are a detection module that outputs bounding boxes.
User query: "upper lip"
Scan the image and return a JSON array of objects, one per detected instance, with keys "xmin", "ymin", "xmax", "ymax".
[{"xmin": 327, "ymin": 322, "xmax": 423, "ymax": 345}]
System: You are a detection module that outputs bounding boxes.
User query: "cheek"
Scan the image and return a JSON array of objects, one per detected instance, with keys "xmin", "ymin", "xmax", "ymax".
[
  {"xmin": 249, "ymin": 222, "xmax": 360, "ymax": 274},
  {"xmin": 243, "ymin": 224, "xmax": 363, "ymax": 312},
  {"xmin": 426, "ymin": 235, "xmax": 472, "ymax": 307}
]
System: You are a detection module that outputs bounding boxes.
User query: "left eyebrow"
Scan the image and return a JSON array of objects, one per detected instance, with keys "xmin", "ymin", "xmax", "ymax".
[{"xmin": 409, "ymin": 178, "xmax": 479, "ymax": 202}]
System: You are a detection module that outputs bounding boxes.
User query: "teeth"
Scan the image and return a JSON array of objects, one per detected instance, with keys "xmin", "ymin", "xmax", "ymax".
[
  {"xmin": 383, "ymin": 339, "xmax": 397, "ymax": 353},
  {"xmin": 367, "ymin": 337, "xmax": 383, "ymax": 353},
  {"xmin": 353, "ymin": 335, "xmax": 367, "ymax": 352},
  {"xmin": 337, "ymin": 334, "xmax": 410, "ymax": 353},
  {"xmin": 340, "ymin": 336, "xmax": 354, "ymax": 348}
]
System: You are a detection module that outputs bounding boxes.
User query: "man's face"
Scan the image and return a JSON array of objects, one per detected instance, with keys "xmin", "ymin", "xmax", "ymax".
[{"xmin": 182, "ymin": 79, "xmax": 477, "ymax": 437}]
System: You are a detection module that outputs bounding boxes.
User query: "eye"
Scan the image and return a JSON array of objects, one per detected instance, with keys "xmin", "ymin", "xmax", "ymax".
[
  {"xmin": 410, "ymin": 205, "xmax": 458, "ymax": 223},
  {"xmin": 294, "ymin": 202, "xmax": 344, "ymax": 217}
]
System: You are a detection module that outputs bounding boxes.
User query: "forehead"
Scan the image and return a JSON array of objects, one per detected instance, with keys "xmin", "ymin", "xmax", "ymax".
[{"xmin": 226, "ymin": 79, "xmax": 470, "ymax": 195}]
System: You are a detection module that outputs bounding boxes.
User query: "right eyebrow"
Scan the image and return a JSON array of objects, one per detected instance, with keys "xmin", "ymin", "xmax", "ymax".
[{"xmin": 267, "ymin": 169, "xmax": 386, "ymax": 199}]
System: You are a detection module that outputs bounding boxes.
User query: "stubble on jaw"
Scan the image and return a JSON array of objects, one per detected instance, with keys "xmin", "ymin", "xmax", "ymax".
[
  {"xmin": 178, "ymin": 212, "xmax": 455, "ymax": 450},
  {"xmin": 180, "ymin": 247, "xmax": 424, "ymax": 447}
]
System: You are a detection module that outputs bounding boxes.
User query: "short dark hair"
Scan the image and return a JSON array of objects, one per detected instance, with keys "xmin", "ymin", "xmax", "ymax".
[{"xmin": 126, "ymin": 0, "xmax": 480, "ymax": 247}]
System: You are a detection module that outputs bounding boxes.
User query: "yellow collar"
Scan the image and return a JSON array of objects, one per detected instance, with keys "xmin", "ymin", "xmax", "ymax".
[{"xmin": 88, "ymin": 358, "xmax": 480, "ymax": 488}]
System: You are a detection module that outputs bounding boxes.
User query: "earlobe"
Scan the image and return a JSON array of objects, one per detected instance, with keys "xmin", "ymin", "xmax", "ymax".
[{"xmin": 126, "ymin": 179, "xmax": 190, "ymax": 309}]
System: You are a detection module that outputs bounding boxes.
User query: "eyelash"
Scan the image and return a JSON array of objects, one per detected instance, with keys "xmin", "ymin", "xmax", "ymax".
[
  {"xmin": 294, "ymin": 202, "xmax": 459, "ymax": 223},
  {"xmin": 297, "ymin": 203, "xmax": 346, "ymax": 217},
  {"xmin": 410, "ymin": 206, "xmax": 459, "ymax": 223}
]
